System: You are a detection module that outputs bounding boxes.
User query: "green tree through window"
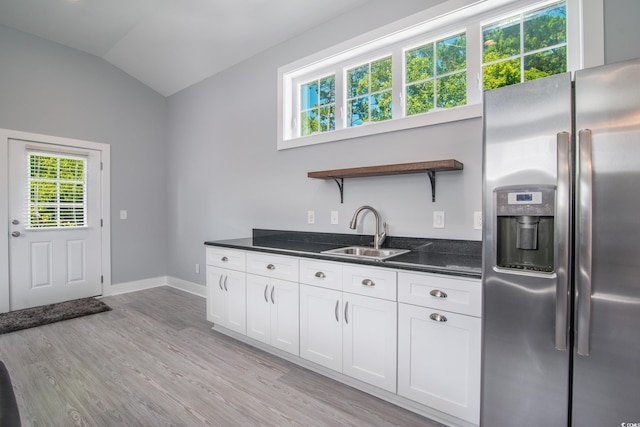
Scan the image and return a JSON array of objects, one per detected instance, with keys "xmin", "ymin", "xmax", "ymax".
[
  {"xmin": 347, "ymin": 56, "xmax": 392, "ymax": 127},
  {"xmin": 301, "ymin": 75, "xmax": 336, "ymax": 136},
  {"xmin": 405, "ymin": 32, "xmax": 467, "ymax": 115},
  {"xmin": 483, "ymin": 1, "xmax": 566, "ymax": 90}
]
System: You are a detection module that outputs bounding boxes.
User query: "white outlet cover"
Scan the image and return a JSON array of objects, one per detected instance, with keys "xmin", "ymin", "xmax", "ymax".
[
  {"xmin": 473, "ymin": 211, "xmax": 483, "ymax": 229},
  {"xmin": 331, "ymin": 211, "xmax": 339, "ymax": 225},
  {"xmin": 433, "ymin": 211, "xmax": 445, "ymax": 228},
  {"xmin": 307, "ymin": 210, "xmax": 315, "ymax": 224}
]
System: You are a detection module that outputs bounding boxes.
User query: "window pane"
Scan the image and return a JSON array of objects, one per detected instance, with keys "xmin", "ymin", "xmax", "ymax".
[
  {"xmin": 319, "ymin": 106, "xmax": 335, "ymax": 132},
  {"xmin": 437, "ymin": 33, "xmax": 466, "ymax": 74},
  {"xmin": 483, "ymin": 18, "xmax": 521, "ymax": 63},
  {"xmin": 319, "ymin": 76, "xmax": 335, "ymax": 105},
  {"xmin": 348, "ymin": 65, "xmax": 369, "ymax": 97},
  {"xmin": 348, "ymin": 96, "xmax": 369, "ymax": 127},
  {"xmin": 30, "ymin": 181, "xmax": 57, "ymax": 204},
  {"xmin": 59, "ymin": 158, "xmax": 84, "ymax": 180},
  {"xmin": 406, "ymin": 44, "xmax": 434, "ymax": 83},
  {"xmin": 524, "ymin": 46, "xmax": 567, "ymax": 80},
  {"xmin": 483, "ymin": 58, "xmax": 521, "ymax": 90},
  {"xmin": 60, "ymin": 183, "xmax": 84, "ymax": 203},
  {"xmin": 371, "ymin": 92, "xmax": 392, "ymax": 122},
  {"xmin": 59, "ymin": 206, "xmax": 84, "ymax": 227},
  {"xmin": 371, "ymin": 56, "xmax": 392, "ymax": 92},
  {"xmin": 524, "ymin": 3, "xmax": 566, "ymax": 52},
  {"xmin": 406, "ymin": 81, "xmax": 434, "ymax": 116},
  {"xmin": 301, "ymin": 81, "xmax": 318, "ymax": 111},
  {"xmin": 437, "ymin": 72, "xmax": 467, "ymax": 108},
  {"xmin": 30, "ymin": 205, "xmax": 57, "ymax": 228},
  {"xmin": 30, "ymin": 155, "xmax": 57, "ymax": 179},
  {"xmin": 301, "ymin": 110, "xmax": 318, "ymax": 136}
]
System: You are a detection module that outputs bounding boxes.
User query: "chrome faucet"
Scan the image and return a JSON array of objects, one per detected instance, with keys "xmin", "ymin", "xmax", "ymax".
[{"xmin": 349, "ymin": 205, "xmax": 388, "ymax": 249}]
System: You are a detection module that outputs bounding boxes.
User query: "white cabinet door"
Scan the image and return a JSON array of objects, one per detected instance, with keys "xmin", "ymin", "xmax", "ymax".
[
  {"xmin": 270, "ymin": 279, "xmax": 299, "ymax": 355},
  {"xmin": 246, "ymin": 274, "xmax": 299, "ymax": 355},
  {"xmin": 398, "ymin": 303, "xmax": 481, "ymax": 425},
  {"xmin": 246, "ymin": 273, "xmax": 271, "ymax": 343},
  {"xmin": 206, "ymin": 266, "xmax": 246, "ymax": 334},
  {"xmin": 343, "ymin": 293, "xmax": 397, "ymax": 393},
  {"xmin": 299, "ymin": 284, "xmax": 342, "ymax": 372}
]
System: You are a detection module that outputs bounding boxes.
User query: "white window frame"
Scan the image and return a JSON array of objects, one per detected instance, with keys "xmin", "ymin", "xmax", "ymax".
[{"xmin": 277, "ymin": 0, "xmax": 603, "ymax": 150}]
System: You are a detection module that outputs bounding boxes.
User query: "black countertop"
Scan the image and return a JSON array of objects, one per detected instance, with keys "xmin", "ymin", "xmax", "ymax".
[{"xmin": 205, "ymin": 229, "xmax": 482, "ymax": 278}]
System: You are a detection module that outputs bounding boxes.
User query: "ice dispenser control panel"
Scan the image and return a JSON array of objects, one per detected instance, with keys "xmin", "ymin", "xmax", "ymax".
[{"xmin": 495, "ymin": 186, "xmax": 555, "ymax": 273}]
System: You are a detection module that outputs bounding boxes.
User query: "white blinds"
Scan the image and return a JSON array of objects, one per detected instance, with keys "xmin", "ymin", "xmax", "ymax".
[{"xmin": 26, "ymin": 150, "xmax": 88, "ymax": 229}]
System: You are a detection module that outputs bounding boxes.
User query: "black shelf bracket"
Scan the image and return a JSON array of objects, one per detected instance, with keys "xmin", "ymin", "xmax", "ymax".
[
  {"xmin": 427, "ymin": 170, "xmax": 436, "ymax": 202},
  {"xmin": 332, "ymin": 178, "xmax": 345, "ymax": 203}
]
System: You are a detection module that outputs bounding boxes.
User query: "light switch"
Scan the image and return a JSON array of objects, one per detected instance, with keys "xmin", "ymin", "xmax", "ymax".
[
  {"xmin": 433, "ymin": 211, "xmax": 445, "ymax": 228},
  {"xmin": 120, "ymin": 210, "xmax": 127, "ymax": 220},
  {"xmin": 331, "ymin": 211, "xmax": 339, "ymax": 225}
]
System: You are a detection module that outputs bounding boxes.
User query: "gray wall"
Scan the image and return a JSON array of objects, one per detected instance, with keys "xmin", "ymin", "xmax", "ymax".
[{"xmin": 0, "ymin": 24, "xmax": 169, "ymax": 286}]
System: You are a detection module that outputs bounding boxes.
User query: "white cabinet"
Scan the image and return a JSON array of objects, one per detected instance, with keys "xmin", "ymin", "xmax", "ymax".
[
  {"xmin": 397, "ymin": 272, "xmax": 481, "ymax": 425},
  {"xmin": 205, "ymin": 247, "xmax": 247, "ymax": 334},
  {"xmin": 206, "ymin": 266, "xmax": 246, "ymax": 334},
  {"xmin": 246, "ymin": 252, "xmax": 299, "ymax": 356},
  {"xmin": 299, "ymin": 260, "xmax": 397, "ymax": 393},
  {"xmin": 299, "ymin": 283, "xmax": 343, "ymax": 371}
]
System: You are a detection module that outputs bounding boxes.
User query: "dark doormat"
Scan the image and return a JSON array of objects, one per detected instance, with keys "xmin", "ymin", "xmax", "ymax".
[{"xmin": 0, "ymin": 297, "xmax": 111, "ymax": 335}]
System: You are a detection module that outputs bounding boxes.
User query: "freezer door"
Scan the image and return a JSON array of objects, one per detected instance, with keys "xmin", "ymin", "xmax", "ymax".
[
  {"xmin": 573, "ymin": 58, "xmax": 640, "ymax": 425},
  {"xmin": 481, "ymin": 73, "xmax": 573, "ymax": 427}
]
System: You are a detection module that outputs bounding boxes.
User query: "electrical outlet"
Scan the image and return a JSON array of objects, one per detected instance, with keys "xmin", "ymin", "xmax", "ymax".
[
  {"xmin": 474, "ymin": 211, "xmax": 483, "ymax": 230},
  {"xmin": 120, "ymin": 210, "xmax": 127, "ymax": 220},
  {"xmin": 307, "ymin": 210, "xmax": 315, "ymax": 224},
  {"xmin": 433, "ymin": 211, "xmax": 445, "ymax": 228},
  {"xmin": 331, "ymin": 211, "xmax": 339, "ymax": 225}
]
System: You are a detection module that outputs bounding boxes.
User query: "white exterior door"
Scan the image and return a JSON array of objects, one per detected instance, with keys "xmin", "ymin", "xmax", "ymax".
[{"xmin": 8, "ymin": 139, "xmax": 102, "ymax": 310}]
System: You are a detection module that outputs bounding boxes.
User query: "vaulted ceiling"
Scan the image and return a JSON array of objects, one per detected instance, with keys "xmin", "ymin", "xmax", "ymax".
[{"xmin": 0, "ymin": 0, "xmax": 370, "ymax": 96}]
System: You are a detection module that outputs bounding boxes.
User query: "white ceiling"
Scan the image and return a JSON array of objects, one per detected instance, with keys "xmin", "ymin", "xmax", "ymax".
[{"xmin": 0, "ymin": 0, "xmax": 370, "ymax": 96}]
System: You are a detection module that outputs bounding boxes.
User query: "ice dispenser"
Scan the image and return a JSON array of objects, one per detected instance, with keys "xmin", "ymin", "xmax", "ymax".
[{"xmin": 495, "ymin": 186, "xmax": 555, "ymax": 273}]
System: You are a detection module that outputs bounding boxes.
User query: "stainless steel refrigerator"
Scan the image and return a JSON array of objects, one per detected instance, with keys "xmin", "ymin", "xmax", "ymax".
[{"xmin": 481, "ymin": 57, "xmax": 640, "ymax": 426}]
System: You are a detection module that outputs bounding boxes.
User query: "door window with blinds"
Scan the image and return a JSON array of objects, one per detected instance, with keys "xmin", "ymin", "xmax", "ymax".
[{"xmin": 26, "ymin": 150, "xmax": 87, "ymax": 229}]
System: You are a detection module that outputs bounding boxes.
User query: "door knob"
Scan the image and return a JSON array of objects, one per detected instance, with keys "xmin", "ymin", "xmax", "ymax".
[{"xmin": 11, "ymin": 231, "xmax": 20, "ymax": 237}]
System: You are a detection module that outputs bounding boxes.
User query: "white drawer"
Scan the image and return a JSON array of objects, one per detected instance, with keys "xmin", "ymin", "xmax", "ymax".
[
  {"xmin": 206, "ymin": 247, "xmax": 246, "ymax": 271},
  {"xmin": 343, "ymin": 265, "xmax": 397, "ymax": 301},
  {"xmin": 398, "ymin": 272, "xmax": 481, "ymax": 317},
  {"xmin": 299, "ymin": 259, "xmax": 343, "ymax": 291},
  {"xmin": 246, "ymin": 252, "xmax": 299, "ymax": 282}
]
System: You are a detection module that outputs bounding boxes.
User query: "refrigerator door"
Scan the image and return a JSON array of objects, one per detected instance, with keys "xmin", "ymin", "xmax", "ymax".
[
  {"xmin": 573, "ymin": 58, "xmax": 640, "ymax": 425},
  {"xmin": 482, "ymin": 73, "xmax": 572, "ymax": 426}
]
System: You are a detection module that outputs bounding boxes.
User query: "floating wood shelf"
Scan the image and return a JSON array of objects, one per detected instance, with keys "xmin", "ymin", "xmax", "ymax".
[{"xmin": 308, "ymin": 159, "xmax": 463, "ymax": 203}]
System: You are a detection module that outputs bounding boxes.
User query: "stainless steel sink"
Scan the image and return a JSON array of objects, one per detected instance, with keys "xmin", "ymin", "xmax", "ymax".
[{"xmin": 321, "ymin": 246, "xmax": 410, "ymax": 261}]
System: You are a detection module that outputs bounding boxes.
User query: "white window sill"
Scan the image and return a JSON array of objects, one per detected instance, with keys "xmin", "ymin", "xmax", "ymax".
[{"xmin": 277, "ymin": 103, "xmax": 482, "ymax": 150}]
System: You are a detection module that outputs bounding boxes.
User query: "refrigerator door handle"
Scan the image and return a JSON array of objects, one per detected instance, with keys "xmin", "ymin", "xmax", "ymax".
[
  {"xmin": 555, "ymin": 131, "xmax": 571, "ymax": 351},
  {"xmin": 577, "ymin": 129, "xmax": 593, "ymax": 357}
]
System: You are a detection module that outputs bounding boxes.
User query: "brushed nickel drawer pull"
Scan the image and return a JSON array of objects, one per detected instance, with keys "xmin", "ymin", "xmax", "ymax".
[
  {"xmin": 263, "ymin": 284, "xmax": 269, "ymax": 303},
  {"xmin": 361, "ymin": 279, "xmax": 375, "ymax": 287},
  {"xmin": 344, "ymin": 301, "xmax": 349, "ymax": 324},
  {"xmin": 430, "ymin": 289, "xmax": 448, "ymax": 299},
  {"xmin": 221, "ymin": 256, "xmax": 229, "ymax": 262},
  {"xmin": 270, "ymin": 286, "xmax": 275, "ymax": 304},
  {"xmin": 429, "ymin": 313, "xmax": 447, "ymax": 322},
  {"xmin": 315, "ymin": 271, "xmax": 326, "ymax": 279},
  {"xmin": 334, "ymin": 300, "xmax": 340, "ymax": 322},
  {"xmin": 223, "ymin": 276, "xmax": 228, "ymax": 291},
  {"xmin": 266, "ymin": 264, "xmax": 275, "ymax": 270},
  {"xmin": 218, "ymin": 275, "xmax": 224, "ymax": 290}
]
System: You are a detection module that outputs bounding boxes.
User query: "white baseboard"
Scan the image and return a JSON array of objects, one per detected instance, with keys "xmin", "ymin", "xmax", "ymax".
[
  {"xmin": 103, "ymin": 276, "xmax": 205, "ymax": 298},
  {"xmin": 166, "ymin": 276, "xmax": 206, "ymax": 298}
]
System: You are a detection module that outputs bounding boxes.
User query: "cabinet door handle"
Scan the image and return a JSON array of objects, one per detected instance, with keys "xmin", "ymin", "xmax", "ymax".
[
  {"xmin": 221, "ymin": 256, "xmax": 229, "ymax": 262},
  {"xmin": 263, "ymin": 284, "xmax": 269, "ymax": 303},
  {"xmin": 218, "ymin": 275, "xmax": 224, "ymax": 290},
  {"xmin": 270, "ymin": 286, "xmax": 275, "ymax": 304},
  {"xmin": 266, "ymin": 264, "xmax": 275, "ymax": 270},
  {"xmin": 429, "ymin": 289, "xmax": 448, "ymax": 299},
  {"xmin": 334, "ymin": 300, "xmax": 340, "ymax": 322},
  {"xmin": 344, "ymin": 301, "xmax": 349, "ymax": 324},
  {"xmin": 429, "ymin": 313, "xmax": 447, "ymax": 323},
  {"xmin": 361, "ymin": 279, "xmax": 375, "ymax": 287},
  {"xmin": 315, "ymin": 271, "xmax": 326, "ymax": 279},
  {"xmin": 223, "ymin": 276, "xmax": 229, "ymax": 291}
]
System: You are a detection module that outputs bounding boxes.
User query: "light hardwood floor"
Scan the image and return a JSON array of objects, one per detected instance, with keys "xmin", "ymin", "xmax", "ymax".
[{"xmin": 0, "ymin": 286, "xmax": 443, "ymax": 427}]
